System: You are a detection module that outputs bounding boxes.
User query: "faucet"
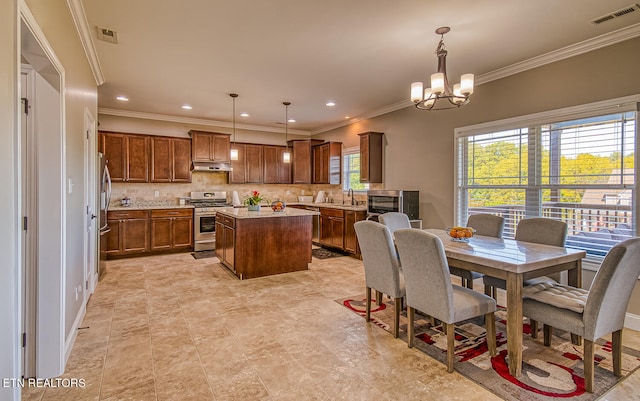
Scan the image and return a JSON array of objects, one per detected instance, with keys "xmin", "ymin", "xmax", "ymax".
[{"xmin": 348, "ymin": 188, "xmax": 355, "ymax": 205}]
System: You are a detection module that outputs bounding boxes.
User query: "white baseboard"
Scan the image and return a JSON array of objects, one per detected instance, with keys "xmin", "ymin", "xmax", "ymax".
[
  {"xmin": 625, "ymin": 312, "xmax": 640, "ymax": 332},
  {"xmin": 64, "ymin": 303, "xmax": 86, "ymax": 366}
]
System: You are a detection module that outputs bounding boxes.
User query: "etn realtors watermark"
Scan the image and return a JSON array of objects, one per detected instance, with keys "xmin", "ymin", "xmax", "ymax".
[{"xmin": 2, "ymin": 377, "xmax": 86, "ymax": 388}]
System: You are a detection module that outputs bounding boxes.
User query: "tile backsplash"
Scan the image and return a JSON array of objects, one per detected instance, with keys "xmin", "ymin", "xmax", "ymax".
[{"xmin": 109, "ymin": 172, "xmax": 372, "ymax": 207}]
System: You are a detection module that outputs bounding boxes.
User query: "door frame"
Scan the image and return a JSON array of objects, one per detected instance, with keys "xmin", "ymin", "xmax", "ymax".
[{"xmin": 84, "ymin": 109, "xmax": 97, "ymax": 296}]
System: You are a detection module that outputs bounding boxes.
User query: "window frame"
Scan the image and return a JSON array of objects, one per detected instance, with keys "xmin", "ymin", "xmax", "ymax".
[
  {"xmin": 342, "ymin": 146, "xmax": 369, "ymax": 192},
  {"xmin": 454, "ymin": 95, "xmax": 640, "ymax": 261}
]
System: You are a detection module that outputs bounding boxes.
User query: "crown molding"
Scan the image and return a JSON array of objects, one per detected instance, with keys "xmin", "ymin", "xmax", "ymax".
[
  {"xmin": 98, "ymin": 108, "xmax": 312, "ymax": 136},
  {"xmin": 476, "ymin": 22, "xmax": 640, "ymax": 85},
  {"xmin": 314, "ymin": 22, "xmax": 640, "ymax": 134},
  {"xmin": 67, "ymin": 0, "xmax": 104, "ymax": 85}
]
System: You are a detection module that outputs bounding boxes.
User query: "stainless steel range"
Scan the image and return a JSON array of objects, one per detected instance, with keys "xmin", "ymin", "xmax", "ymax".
[{"xmin": 191, "ymin": 191, "xmax": 233, "ymax": 252}]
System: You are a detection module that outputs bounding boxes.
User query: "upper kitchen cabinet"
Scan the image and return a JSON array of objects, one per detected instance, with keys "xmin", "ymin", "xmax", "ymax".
[
  {"xmin": 150, "ymin": 136, "xmax": 192, "ymax": 183},
  {"xmin": 100, "ymin": 131, "xmax": 149, "ymax": 182},
  {"xmin": 358, "ymin": 132, "xmax": 383, "ymax": 183},
  {"xmin": 291, "ymin": 139, "xmax": 324, "ymax": 184},
  {"xmin": 230, "ymin": 143, "xmax": 263, "ymax": 184},
  {"xmin": 263, "ymin": 145, "xmax": 292, "ymax": 184},
  {"xmin": 189, "ymin": 130, "xmax": 231, "ymax": 163},
  {"xmin": 312, "ymin": 142, "xmax": 342, "ymax": 185}
]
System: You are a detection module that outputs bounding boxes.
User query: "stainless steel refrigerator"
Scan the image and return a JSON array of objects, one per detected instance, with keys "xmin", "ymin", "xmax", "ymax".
[{"xmin": 98, "ymin": 152, "xmax": 111, "ymax": 278}]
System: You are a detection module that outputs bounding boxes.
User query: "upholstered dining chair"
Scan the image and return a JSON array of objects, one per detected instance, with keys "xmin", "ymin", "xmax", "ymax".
[
  {"xmin": 450, "ymin": 214, "xmax": 505, "ymax": 289},
  {"xmin": 378, "ymin": 212, "xmax": 411, "ymax": 234},
  {"xmin": 353, "ymin": 220, "xmax": 406, "ymax": 338},
  {"xmin": 394, "ymin": 228, "xmax": 497, "ymax": 373},
  {"xmin": 483, "ymin": 217, "xmax": 568, "ymax": 299},
  {"xmin": 521, "ymin": 237, "xmax": 640, "ymax": 393}
]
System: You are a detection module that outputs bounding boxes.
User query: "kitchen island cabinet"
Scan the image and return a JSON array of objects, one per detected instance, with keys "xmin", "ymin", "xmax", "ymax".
[{"xmin": 215, "ymin": 207, "xmax": 318, "ymax": 279}]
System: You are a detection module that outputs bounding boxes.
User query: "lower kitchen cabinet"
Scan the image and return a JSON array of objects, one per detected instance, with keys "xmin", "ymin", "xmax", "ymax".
[
  {"xmin": 344, "ymin": 210, "xmax": 367, "ymax": 255},
  {"xmin": 150, "ymin": 209, "xmax": 193, "ymax": 251},
  {"xmin": 107, "ymin": 208, "xmax": 193, "ymax": 259},
  {"xmin": 107, "ymin": 210, "xmax": 150, "ymax": 257},
  {"xmin": 319, "ymin": 208, "xmax": 344, "ymax": 250},
  {"xmin": 215, "ymin": 214, "xmax": 235, "ymax": 271}
]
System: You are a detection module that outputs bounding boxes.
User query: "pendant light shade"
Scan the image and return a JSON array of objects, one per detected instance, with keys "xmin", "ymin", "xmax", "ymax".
[
  {"xmin": 283, "ymin": 101, "xmax": 291, "ymax": 163},
  {"xmin": 230, "ymin": 93, "xmax": 239, "ymax": 161}
]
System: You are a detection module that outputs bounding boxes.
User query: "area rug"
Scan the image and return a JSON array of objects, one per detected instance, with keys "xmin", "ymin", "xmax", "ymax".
[
  {"xmin": 337, "ymin": 295, "xmax": 640, "ymax": 401},
  {"xmin": 191, "ymin": 250, "xmax": 217, "ymax": 259},
  {"xmin": 312, "ymin": 247, "xmax": 346, "ymax": 259}
]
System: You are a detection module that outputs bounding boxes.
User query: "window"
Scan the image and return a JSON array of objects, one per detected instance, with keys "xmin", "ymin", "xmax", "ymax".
[
  {"xmin": 343, "ymin": 148, "xmax": 369, "ymax": 192},
  {"xmin": 455, "ymin": 97, "xmax": 638, "ymax": 260}
]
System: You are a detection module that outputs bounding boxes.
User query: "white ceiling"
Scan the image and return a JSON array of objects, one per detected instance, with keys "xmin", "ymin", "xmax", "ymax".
[{"xmin": 80, "ymin": 0, "xmax": 640, "ymax": 134}]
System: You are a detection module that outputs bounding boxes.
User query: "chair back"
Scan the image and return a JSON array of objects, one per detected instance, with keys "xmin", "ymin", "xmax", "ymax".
[
  {"xmin": 467, "ymin": 214, "xmax": 504, "ymax": 238},
  {"xmin": 353, "ymin": 221, "xmax": 404, "ymax": 298},
  {"xmin": 515, "ymin": 218, "xmax": 567, "ymax": 247},
  {"xmin": 378, "ymin": 212, "xmax": 411, "ymax": 235},
  {"xmin": 394, "ymin": 229, "xmax": 455, "ymax": 323},
  {"xmin": 584, "ymin": 237, "xmax": 640, "ymax": 340}
]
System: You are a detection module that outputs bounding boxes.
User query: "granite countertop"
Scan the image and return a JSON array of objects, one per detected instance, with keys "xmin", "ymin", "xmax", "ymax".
[
  {"xmin": 289, "ymin": 202, "xmax": 367, "ymax": 211},
  {"xmin": 109, "ymin": 204, "xmax": 195, "ymax": 211},
  {"xmin": 216, "ymin": 207, "xmax": 320, "ymax": 219}
]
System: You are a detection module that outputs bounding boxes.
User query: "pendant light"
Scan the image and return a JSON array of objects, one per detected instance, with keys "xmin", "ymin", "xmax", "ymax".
[
  {"xmin": 230, "ymin": 93, "xmax": 239, "ymax": 161},
  {"xmin": 282, "ymin": 101, "xmax": 291, "ymax": 163}
]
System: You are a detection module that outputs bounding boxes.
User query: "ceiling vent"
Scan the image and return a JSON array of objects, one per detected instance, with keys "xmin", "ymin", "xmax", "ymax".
[
  {"xmin": 96, "ymin": 26, "xmax": 118, "ymax": 44},
  {"xmin": 590, "ymin": 4, "xmax": 640, "ymax": 25}
]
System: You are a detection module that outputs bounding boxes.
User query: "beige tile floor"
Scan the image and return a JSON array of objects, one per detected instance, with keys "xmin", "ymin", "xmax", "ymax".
[{"xmin": 22, "ymin": 252, "xmax": 640, "ymax": 401}]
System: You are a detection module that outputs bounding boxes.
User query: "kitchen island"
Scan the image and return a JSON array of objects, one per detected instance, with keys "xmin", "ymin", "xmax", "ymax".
[{"xmin": 215, "ymin": 207, "xmax": 319, "ymax": 279}]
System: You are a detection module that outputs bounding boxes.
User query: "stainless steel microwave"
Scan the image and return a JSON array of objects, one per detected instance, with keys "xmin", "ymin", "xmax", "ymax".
[{"xmin": 367, "ymin": 190, "xmax": 419, "ymax": 220}]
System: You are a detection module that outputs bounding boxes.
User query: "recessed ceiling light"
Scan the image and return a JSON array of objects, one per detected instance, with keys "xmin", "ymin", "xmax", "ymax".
[
  {"xmin": 287, "ymin": 118, "xmax": 296, "ymax": 123},
  {"xmin": 240, "ymin": 112, "xmax": 249, "ymax": 117},
  {"xmin": 326, "ymin": 101, "xmax": 336, "ymax": 107},
  {"xmin": 182, "ymin": 105, "xmax": 192, "ymax": 110},
  {"xmin": 116, "ymin": 96, "xmax": 129, "ymax": 101},
  {"xmin": 345, "ymin": 116, "xmax": 351, "ymax": 119}
]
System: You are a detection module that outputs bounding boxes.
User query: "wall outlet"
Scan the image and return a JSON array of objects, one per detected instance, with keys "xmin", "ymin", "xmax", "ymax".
[
  {"xmin": 286, "ymin": 190, "xmax": 290, "ymax": 195},
  {"xmin": 301, "ymin": 190, "xmax": 305, "ymax": 195},
  {"xmin": 154, "ymin": 190, "xmax": 160, "ymax": 197}
]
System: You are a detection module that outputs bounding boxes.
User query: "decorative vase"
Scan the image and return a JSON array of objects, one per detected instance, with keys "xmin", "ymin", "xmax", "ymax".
[{"xmin": 247, "ymin": 204, "xmax": 261, "ymax": 211}]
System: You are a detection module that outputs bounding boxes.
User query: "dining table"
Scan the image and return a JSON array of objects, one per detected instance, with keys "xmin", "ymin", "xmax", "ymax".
[{"xmin": 423, "ymin": 228, "xmax": 587, "ymax": 377}]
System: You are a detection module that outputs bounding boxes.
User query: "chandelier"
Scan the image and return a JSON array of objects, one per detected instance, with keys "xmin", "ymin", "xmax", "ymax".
[{"xmin": 410, "ymin": 27, "xmax": 474, "ymax": 110}]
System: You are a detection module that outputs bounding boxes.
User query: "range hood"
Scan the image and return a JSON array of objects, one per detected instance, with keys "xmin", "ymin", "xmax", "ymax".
[{"xmin": 192, "ymin": 161, "xmax": 231, "ymax": 172}]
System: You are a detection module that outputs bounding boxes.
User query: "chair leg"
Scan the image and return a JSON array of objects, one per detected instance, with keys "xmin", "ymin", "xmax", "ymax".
[
  {"xmin": 485, "ymin": 312, "xmax": 496, "ymax": 357},
  {"xmin": 446, "ymin": 323, "xmax": 455, "ymax": 373},
  {"xmin": 465, "ymin": 277, "xmax": 473, "ymax": 289},
  {"xmin": 407, "ymin": 307, "xmax": 415, "ymax": 348},
  {"xmin": 612, "ymin": 329, "xmax": 623, "ymax": 377},
  {"xmin": 571, "ymin": 334, "xmax": 583, "ymax": 346},
  {"xmin": 365, "ymin": 287, "xmax": 371, "ymax": 322},
  {"xmin": 484, "ymin": 284, "xmax": 492, "ymax": 297},
  {"xmin": 393, "ymin": 297, "xmax": 401, "ymax": 338},
  {"xmin": 584, "ymin": 339, "xmax": 594, "ymax": 393},
  {"xmin": 543, "ymin": 324, "xmax": 553, "ymax": 346},
  {"xmin": 530, "ymin": 320, "xmax": 538, "ymax": 339},
  {"xmin": 375, "ymin": 290, "xmax": 383, "ymax": 305}
]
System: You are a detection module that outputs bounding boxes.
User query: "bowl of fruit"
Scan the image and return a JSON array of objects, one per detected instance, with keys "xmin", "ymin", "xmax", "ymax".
[
  {"xmin": 270, "ymin": 200, "xmax": 286, "ymax": 212},
  {"xmin": 446, "ymin": 226, "xmax": 476, "ymax": 242}
]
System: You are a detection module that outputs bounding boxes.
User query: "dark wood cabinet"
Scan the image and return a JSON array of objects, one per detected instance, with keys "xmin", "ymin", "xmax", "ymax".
[
  {"xmin": 150, "ymin": 137, "xmax": 192, "ymax": 183},
  {"xmin": 189, "ymin": 130, "xmax": 231, "ymax": 163},
  {"xmin": 291, "ymin": 139, "xmax": 323, "ymax": 184},
  {"xmin": 150, "ymin": 209, "xmax": 193, "ymax": 251},
  {"xmin": 319, "ymin": 207, "xmax": 344, "ymax": 249},
  {"xmin": 100, "ymin": 132, "xmax": 149, "ymax": 182},
  {"xmin": 358, "ymin": 132, "xmax": 384, "ymax": 183},
  {"xmin": 215, "ymin": 214, "xmax": 235, "ymax": 271},
  {"xmin": 263, "ymin": 145, "xmax": 292, "ymax": 184},
  {"xmin": 106, "ymin": 210, "xmax": 150, "ymax": 256},
  {"xmin": 312, "ymin": 142, "xmax": 342, "ymax": 184},
  {"xmin": 107, "ymin": 208, "xmax": 193, "ymax": 258},
  {"xmin": 230, "ymin": 143, "xmax": 263, "ymax": 183},
  {"xmin": 344, "ymin": 210, "xmax": 367, "ymax": 255}
]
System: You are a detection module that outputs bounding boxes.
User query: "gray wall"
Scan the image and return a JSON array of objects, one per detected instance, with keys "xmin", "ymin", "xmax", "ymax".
[{"xmin": 314, "ymin": 37, "xmax": 640, "ymax": 316}]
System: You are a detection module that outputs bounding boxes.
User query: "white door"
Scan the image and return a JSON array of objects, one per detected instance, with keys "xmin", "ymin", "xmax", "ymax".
[{"xmin": 84, "ymin": 111, "xmax": 97, "ymax": 296}]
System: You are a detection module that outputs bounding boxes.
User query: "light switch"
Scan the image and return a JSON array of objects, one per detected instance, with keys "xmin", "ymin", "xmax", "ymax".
[
  {"xmin": 68, "ymin": 178, "xmax": 74, "ymax": 194},
  {"xmin": 154, "ymin": 190, "xmax": 160, "ymax": 197}
]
